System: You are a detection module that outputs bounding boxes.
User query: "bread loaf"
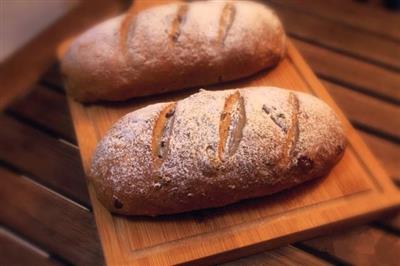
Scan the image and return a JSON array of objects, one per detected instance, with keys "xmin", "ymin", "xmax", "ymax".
[
  {"xmin": 90, "ymin": 87, "xmax": 346, "ymax": 216},
  {"xmin": 61, "ymin": 1, "xmax": 286, "ymax": 102}
]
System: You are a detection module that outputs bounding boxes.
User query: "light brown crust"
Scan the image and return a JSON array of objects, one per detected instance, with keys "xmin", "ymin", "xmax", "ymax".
[
  {"xmin": 90, "ymin": 87, "xmax": 346, "ymax": 216},
  {"xmin": 61, "ymin": 1, "xmax": 287, "ymax": 102}
]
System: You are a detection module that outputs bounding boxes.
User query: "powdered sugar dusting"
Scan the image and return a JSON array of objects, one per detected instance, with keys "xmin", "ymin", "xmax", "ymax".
[{"xmin": 90, "ymin": 87, "xmax": 346, "ymax": 215}]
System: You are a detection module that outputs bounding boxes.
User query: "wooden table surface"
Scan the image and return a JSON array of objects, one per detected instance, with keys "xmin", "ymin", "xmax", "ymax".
[{"xmin": 1, "ymin": 0, "xmax": 399, "ymax": 265}]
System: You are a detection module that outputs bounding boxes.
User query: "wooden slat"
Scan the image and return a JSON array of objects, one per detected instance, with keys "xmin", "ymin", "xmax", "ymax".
[
  {"xmin": 271, "ymin": 0, "xmax": 400, "ymax": 42},
  {"xmin": 359, "ymin": 132, "xmax": 400, "ymax": 182},
  {"xmin": 220, "ymin": 245, "xmax": 331, "ymax": 266},
  {"xmin": 293, "ymin": 39, "xmax": 400, "ymax": 103},
  {"xmin": 379, "ymin": 212, "xmax": 400, "ymax": 231},
  {"xmin": 0, "ymin": 114, "xmax": 89, "ymax": 205},
  {"xmin": 323, "ymin": 81, "xmax": 400, "ymax": 140},
  {"xmin": 7, "ymin": 85, "xmax": 76, "ymax": 143},
  {"xmin": 301, "ymin": 226, "xmax": 400, "ymax": 266},
  {"xmin": 0, "ymin": 167, "xmax": 103, "ymax": 266},
  {"xmin": 41, "ymin": 65, "xmax": 64, "ymax": 91},
  {"xmin": 0, "ymin": 228, "xmax": 59, "ymax": 266},
  {"xmin": 269, "ymin": 1, "xmax": 400, "ymax": 70}
]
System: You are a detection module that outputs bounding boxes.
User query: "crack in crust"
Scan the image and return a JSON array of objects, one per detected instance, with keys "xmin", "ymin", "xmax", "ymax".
[
  {"xmin": 218, "ymin": 91, "xmax": 246, "ymax": 161},
  {"xmin": 119, "ymin": 5, "xmax": 137, "ymax": 54},
  {"xmin": 152, "ymin": 103, "xmax": 177, "ymax": 170},
  {"xmin": 218, "ymin": 2, "xmax": 236, "ymax": 46},
  {"xmin": 169, "ymin": 4, "xmax": 189, "ymax": 42},
  {"xmin": 278, "ymin": 93, "xmax": 299, "ymax": 169}
]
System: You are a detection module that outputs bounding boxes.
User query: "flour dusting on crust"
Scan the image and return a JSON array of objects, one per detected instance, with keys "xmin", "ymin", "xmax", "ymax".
[
  {"xmin": 90, "ymin": 87, "xmax": 345, "ymax": 215},
  {"xmin": 62, "ymin": 0, "xmax": 286, "ymax": 102}
]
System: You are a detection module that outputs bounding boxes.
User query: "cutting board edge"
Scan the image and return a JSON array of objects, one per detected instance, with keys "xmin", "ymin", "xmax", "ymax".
[{"xmin": 96, "ymin": 189, "xmax": 400, "ymax": 265}]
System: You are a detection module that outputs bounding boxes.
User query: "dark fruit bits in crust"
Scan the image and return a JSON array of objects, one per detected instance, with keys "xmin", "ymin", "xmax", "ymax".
[
  {"xmin": 336, "ymin": 145, "xmax": 344, "ymax": 156},
  {"xmin": 296, "ymin": 155, "xmax": 314, "ymax": 172},
  {"xmin": 262, "ymin": 105, "xmax": 288, "ymax": 133},
  {"xmin": 262, "ymin": 104, "xmax": 271, "ymax": 114},
  {"xmin": 113, "ymin": 197, "xmax": 123, "ymax": 209},
  {"xmin": 201, "ymin": 145, "xmax": 219, "ymax": 177}
]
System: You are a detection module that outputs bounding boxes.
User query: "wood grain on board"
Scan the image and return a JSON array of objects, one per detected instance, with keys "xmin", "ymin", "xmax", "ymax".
[{"xmin": 62, "ymin": 1, "xmax": 400, "ymax": 264}]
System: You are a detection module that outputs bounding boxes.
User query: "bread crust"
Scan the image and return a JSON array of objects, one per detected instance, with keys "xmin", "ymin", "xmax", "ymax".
[
  {"xmin": 61, "ymin": 1, "xmax": 286, "ymax": 102},
  {"xmin": 90, "ymin": 87, "xmax": 346, "ymax": 216}
]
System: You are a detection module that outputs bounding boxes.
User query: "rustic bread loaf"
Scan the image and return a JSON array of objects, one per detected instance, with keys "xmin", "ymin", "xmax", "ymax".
[
  {"xmin": 61, "ymin": 1, "xmax": 286, "ymax": 102},
  {"xmin": 90, "ymin": 87, "xmax": 346, "ymax": 216}
]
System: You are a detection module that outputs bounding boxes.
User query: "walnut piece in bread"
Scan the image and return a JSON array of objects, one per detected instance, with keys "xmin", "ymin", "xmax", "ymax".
[
  {"xmin": 90, "ymin": 87, "xmax": 346, "ymax": 216},
  {"xmin": 61, "ymin": 1, "xmax": 286, "ymax": 102}
]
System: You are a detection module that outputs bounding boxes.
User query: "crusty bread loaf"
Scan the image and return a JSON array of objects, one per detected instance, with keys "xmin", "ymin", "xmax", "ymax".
[
  {"xmin": 61, "ymin": 1, "xmax": 286, "ymax": 102},
  {"xmin": 90, "ymin": 87, "xmax": 346, "ymax": 216}
]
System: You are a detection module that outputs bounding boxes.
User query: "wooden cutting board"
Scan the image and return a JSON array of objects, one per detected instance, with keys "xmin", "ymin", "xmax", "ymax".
[{"xmin": 64, "ymin": 1, "xmax": 400, "ymax": 265}]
